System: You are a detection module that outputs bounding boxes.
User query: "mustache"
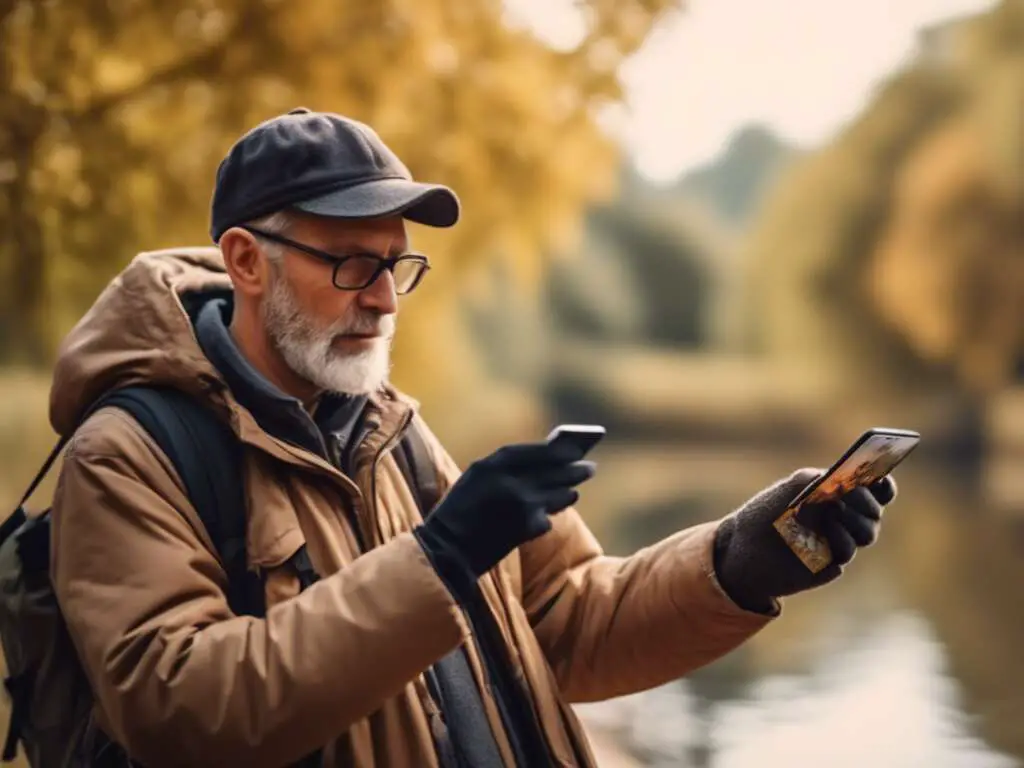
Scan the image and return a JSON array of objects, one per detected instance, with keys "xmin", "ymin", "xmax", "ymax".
[{"xmin": 331, "ymin": 311, "xmax": 395, "ymax": 338}]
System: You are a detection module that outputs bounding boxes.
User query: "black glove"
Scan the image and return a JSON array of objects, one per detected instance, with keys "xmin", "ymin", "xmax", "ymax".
[
  {"xmin": 713, "ymin": 468, "xmax": 898, "ymax": 614},
  {"xmin": 414, "ymin": 441, "xmax": 595, "ymax": 593}
]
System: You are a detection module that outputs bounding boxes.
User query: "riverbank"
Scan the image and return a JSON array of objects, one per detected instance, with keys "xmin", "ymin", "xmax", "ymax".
[{"xmin": 547, "ymin": 343, "xmax": 983, "ymax": 457}]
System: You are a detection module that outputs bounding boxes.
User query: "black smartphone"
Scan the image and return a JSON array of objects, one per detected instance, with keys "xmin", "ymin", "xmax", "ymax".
[
  {"xmin": 545, "ymin": 424, "xmax": 606, "ymax": 458},
  {"xmin": 791, "ymin": 427, "xmax": 921, "ymax": 507}
]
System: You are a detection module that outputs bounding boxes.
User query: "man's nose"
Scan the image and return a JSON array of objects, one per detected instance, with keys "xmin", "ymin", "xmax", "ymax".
[{"xmin": 357, "ymin": 267, "xmax": 398, "ymax": 315}]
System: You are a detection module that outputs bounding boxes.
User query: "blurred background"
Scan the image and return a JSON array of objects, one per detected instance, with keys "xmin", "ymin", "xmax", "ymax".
[{"xmin": 2, "ymin": 0, "xmax": 1024, "ymax": 765}]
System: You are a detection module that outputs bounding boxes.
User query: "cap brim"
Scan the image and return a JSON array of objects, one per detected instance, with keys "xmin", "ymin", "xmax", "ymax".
[{"xmin": 292, "ymin": 178, "xmax": 460, "ymax": 228}]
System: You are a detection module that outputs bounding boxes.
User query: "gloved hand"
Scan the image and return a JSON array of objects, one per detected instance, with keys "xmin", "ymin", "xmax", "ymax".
[
  {"xmin": 713, "ymin": 468, "xmax": 898, "ymax": 615},
  {"xmin": 414, "ymin": 441, "xmax": 595, "ymax": 589}
]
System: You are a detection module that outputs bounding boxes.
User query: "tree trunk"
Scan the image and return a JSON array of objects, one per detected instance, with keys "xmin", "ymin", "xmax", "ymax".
[
  {"xmin": 0, "ymin": 87, "xmax": 48, "ymax": 365},
  {"xmin": 2, "ymin": 147, "xmax": 48, "ymax": 365}
]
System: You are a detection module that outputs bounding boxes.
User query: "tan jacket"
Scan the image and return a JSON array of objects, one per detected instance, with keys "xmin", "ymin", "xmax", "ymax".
[{"xmin": 48, "ymin": 248, "xmax": 773, "ymax": 767}]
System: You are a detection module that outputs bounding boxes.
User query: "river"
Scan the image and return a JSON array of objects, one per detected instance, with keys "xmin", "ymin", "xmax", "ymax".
[{"xmin": 570, "ymin": 441, "xmax": 1024, "ymax": 768}]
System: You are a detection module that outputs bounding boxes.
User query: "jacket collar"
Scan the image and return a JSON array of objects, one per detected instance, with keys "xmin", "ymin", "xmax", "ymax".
[{"xmin": 191, "ymin": 293, "xmax": 415, "ymax": 482}]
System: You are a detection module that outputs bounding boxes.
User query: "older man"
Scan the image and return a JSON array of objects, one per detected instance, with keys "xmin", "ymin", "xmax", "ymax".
[{"xmin": 48, "ymin": 108, "xmax": 896, "ymax": 767}]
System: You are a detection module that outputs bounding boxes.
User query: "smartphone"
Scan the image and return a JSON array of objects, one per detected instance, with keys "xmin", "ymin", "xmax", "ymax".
[
  {"xmin": 791, "ymin": 427, "xmax": 921, "ymax": 507},
  {"xmin": 774, "ymin": 427, "xmax": 920, "ymax": 574},
  {"xmin": 546, "ymin": 424, "xmax": 606, "ymax": 458}
]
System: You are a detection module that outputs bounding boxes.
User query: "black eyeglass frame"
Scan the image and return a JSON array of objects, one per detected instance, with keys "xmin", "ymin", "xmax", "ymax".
[{"xmin": 240, "ymin": 224, "xmax": 431, "ymax": 294}]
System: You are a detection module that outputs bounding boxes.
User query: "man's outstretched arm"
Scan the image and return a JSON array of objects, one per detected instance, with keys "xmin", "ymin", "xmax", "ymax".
[
  {"xmin": 519, "ymin": 469, "xmax": 895, "ymax": 702},
  {"xmin": 517, "ymin": 507, "xmax": 772, "ymax": 703}
]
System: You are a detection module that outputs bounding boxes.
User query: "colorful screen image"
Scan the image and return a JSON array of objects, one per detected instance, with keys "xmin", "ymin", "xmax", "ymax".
[{"xmin": 794, "ymin": 431, "xmax": 920, "ymax": 506}]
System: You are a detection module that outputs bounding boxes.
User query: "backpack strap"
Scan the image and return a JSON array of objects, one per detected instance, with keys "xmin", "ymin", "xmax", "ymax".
[
  {"xmin": 95, "ymin": 387, "xmax": 325, "ymax": 767},
  {"xmin": 96, "ymin": 386, "xmax": 265, "ymax": 619},
  {"xmin": 397, "ymin": 418, "xmax": 442, "ymax": 515},
  {"xmin": 0, "ymin": 435, "xmax": 71, "ymax": 548}
]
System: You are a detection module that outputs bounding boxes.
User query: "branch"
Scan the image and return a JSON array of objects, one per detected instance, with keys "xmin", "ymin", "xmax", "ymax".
[
  {"xmin": 71, "ymin": 45, "xmax": 226, "ymax": 125},
  {"xmin": 0, "ymin": 0, "xmax": 17, "ymax": 28},
  {"xmin": 69, "ymin": 3, "xmax": 284, "ymax": 126}
]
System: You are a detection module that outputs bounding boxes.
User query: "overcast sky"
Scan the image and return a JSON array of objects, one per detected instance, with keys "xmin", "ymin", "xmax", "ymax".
[{"xmin": 504, "ymin": 0, "xmax": 999, "ymax": 183}]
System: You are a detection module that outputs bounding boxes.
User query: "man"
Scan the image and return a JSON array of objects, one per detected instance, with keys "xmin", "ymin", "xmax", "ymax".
[{"xmin": 49, "ymin": 108, "xmax": 897, "ymax": 767}]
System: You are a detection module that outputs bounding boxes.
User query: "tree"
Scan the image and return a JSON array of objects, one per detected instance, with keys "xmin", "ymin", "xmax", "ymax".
[
  {"xmin": 0, "ymin": 0, "xmax": 682, "ymax": 403},
  {"xmin": 742, "ymin": 0, "xmax": 1024, "ymax": 399}
]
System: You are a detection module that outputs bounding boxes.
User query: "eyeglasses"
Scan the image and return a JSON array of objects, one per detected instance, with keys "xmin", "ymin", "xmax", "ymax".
[{"xmin": 241, "ymin": 225, "xmax": 431, "ymax": 295}]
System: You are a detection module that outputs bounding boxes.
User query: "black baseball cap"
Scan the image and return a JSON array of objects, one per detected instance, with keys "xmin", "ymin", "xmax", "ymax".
[{"xmin": 209, "ymin": 107, "xmax": 460, "ymax": 242}]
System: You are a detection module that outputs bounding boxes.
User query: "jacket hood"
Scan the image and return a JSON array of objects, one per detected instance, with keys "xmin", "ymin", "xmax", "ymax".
[{"xmin": 49, "ymin": 247, "xmax": 232, "ymax": 436}]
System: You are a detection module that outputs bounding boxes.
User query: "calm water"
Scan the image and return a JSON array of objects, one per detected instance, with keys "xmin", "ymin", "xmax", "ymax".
[{"xmin": 569, "ymin": 441, "xmax": 1024, "ymax": 768}]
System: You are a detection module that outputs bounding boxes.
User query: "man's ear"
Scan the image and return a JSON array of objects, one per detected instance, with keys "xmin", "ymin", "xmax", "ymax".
[{"xmin": 219, "ymin": 227, "xmax": 272, "ymax": 298}]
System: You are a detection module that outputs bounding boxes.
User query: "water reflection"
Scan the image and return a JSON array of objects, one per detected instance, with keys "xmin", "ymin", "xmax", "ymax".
[{"xmin": 572, "ymin": 442, "xmax": 1024, "ymax": 768}]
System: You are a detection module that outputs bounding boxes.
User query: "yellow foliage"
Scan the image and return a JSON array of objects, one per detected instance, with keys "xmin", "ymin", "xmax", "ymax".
[
  {"xmin": 869, "ymin": 116, "xmax": 1024, "ymax": 394},
  {"xmin": 742, "ymin": 0, "xmax": 1024, "ymax": 398},
  {"xmin": 0, "ymin": 0, "xmax": 682, "ymax": 414}
]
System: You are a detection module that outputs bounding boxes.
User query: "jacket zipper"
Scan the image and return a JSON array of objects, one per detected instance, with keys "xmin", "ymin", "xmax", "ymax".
[
  {"xmin": 330, "ymin": 431, "xmax": 371, "ymax": 552},
  {"xmin": 366, "ymin": 410, "xmax": 413, "ymax": 543}
]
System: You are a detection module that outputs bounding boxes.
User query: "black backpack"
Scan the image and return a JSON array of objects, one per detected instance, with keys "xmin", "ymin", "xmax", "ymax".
[{"xmin": 0, "ymin": 385, "xmax": 440, "ymax": 767}]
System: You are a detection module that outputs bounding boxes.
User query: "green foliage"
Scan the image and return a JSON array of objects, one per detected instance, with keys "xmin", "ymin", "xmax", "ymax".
[
  {"xmin": 567, "ymin": 199, "xmax": 712, "ymax": 348},
  {"xmin": 675, "ymin": 124, "xmax": 799, "ymax": 228},
  {"xmin": 464, "ymin": 164, "xmax": 731, "ymax": 419},
  {"xmin": 0, "ymin": 0, "xmax": 682, "ymax": 375}
]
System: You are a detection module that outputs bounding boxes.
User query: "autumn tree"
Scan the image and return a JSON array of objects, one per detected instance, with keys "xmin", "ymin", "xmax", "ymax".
[
  {"xmin": 0, "ymin": 0, "xmax": 682, "ymax": 416},
  {"xmin": 742, "ymin": 0, "xmax": 1024, "ymax": 400}
]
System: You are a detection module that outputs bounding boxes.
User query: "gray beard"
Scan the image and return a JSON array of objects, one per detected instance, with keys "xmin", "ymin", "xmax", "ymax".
[{"xmin": 261, "ymin": 270, "xmax": 394, "ymax": 396}]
